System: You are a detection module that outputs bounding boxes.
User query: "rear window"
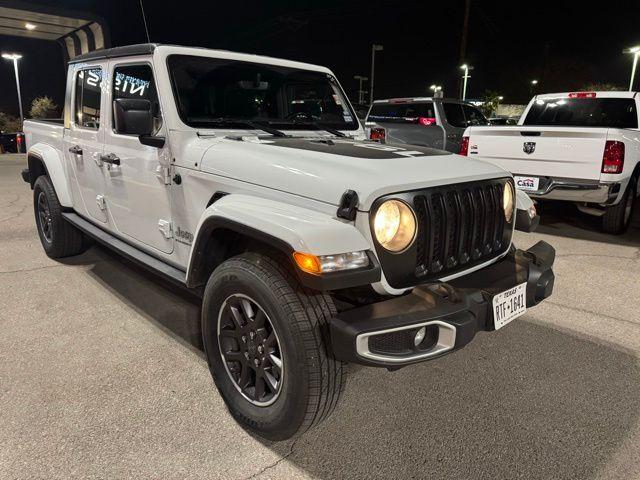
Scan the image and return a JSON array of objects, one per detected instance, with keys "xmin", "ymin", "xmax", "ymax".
[
  {"xmin": 368, "ymin": 102, "xmax": 436, "ymax": 123},
  {"xmin": 523, "ymin": 98, "xmax": 638, "ymax": 128},
  {"xmin": 442, "ymin": 102, "xmax": 489, "ymax": 128}
]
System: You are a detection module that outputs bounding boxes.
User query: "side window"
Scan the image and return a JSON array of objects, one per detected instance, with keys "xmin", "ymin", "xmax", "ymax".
[
  {"xmin": 462, "ymin": 105, "xmax": 489, "ymax": 126},
  {"xmin": 112, "ymin": 64, "xmax": 161, "ymax": 134},
  {"xmin": 442, "ymin": 103, "xmax": 466, "ymax": 128},
  {"xmin": 74, "ymin": 68, "xmax": 102, "ymax": 129}
]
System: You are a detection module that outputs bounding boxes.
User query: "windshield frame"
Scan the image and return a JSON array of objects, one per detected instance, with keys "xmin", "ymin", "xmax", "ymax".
[{"xmin": 165, "ymin": 54, "xmax": 360, "ymax": 132}]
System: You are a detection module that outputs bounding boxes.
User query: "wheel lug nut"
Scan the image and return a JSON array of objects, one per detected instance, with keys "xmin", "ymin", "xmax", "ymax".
[
  {"xmin": 242, "ymin": 336, "xmax": 246, "ymax": 343},
  {"xmin": 254, "ymin": 359, "xmax": 259, "ymax": 366},
  {"xmin": 258, "ymin": 346, "xmax": 263, "ymax": 354}
]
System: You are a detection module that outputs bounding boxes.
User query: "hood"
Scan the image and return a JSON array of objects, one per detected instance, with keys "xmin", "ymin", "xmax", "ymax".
[{"xmin": 198, "ymin": 136, "xmax": 509, "ymax": 210}]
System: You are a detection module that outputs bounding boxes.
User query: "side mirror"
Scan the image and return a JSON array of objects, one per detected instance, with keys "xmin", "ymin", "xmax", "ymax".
[{"xmin": 113, "ymin": 98, "xmax": 154, "ymax": 136}]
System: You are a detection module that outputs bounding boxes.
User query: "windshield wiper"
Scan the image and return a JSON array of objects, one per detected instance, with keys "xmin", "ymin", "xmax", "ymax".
[
  {"xmin": 199, "ymin": 118, "xmax": 289, "ymax": 137},
  {"xmin": 267, "ymin": 119, "xmax": 348, "ymax": 138}
]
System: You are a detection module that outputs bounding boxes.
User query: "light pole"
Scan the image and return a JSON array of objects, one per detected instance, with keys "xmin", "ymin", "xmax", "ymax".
[
  {"xmin": 430, "ymin": 84, "xmax": 442, "ymax": 93},
  {"xmin": 530, "ymin": 79, "xmax": 538, "ymax": 96},
  {"xmin": 460, "ymin": 64, "xmax": 473, "ymax": 100},
  {"xmin": 370, "ymin": 44, "xmax": 383, "ymax": 104},
  {"xmin": 354, "ymin": 75, "xmax": 368, "ymax": 105},
  {"xmin": 2, "ymin": 53, "xmax": 24, "ymax": 124},
  {"xmin": 623, "ymin": 46, "xmax": 640, "ymax": 91}
]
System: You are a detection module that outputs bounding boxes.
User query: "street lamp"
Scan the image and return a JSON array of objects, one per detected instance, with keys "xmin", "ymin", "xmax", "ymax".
[
  {"xmin": 354, "ymin": 75, "xmax": 369, "ymax": 105},
  {"xmin": 2, "ymin": 53, "xmax": 24, "ymax": 124},
  {"xmin": 370, "ymin": 44, "xmax": 383, "ymax": 104},
  {"xmin": 623, "ymin": 46, "xmax": 640, "ymax": 91},
  {"xmin": 530, "ymin": 79, "xmax": 539, "ymax": 96},
  {"xmin": 430, "ymin": 84, "xmax": 442, "ymax": 93},
  {"xmin": 460, "ymin": 64, "xmax": 474, "ymax": 100}
]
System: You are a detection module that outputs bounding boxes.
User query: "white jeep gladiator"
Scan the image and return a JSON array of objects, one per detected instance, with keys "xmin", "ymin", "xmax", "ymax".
[
  {"xmin": 22, "ymin": 43, "xmax": 555, "ymax": 440},
  {"xmin": 461, "ymin": 91, "xmax": 640, "ymax": 233}
]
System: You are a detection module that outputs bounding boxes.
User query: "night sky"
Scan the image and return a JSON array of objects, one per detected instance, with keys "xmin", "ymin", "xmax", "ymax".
[{"xmin": 1, "ymin": 0, "xmax": 639, "ymax": 117}]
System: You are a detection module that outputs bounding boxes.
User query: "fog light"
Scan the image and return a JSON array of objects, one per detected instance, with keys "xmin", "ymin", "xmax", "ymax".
[{"xmin": 414, "ymin": 327, "xmax": 426, "ymax": 346}]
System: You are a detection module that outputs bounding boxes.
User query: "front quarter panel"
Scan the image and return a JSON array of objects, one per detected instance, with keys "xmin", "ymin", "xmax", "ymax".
[{"xmin": 186, "ymin": 194, "xmax": 372, "ymax": 286}]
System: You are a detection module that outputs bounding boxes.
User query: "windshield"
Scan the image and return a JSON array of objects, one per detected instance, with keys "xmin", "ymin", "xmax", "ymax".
[
  {"xmin": 167, "ymin": 55, "xmax": 358, "ymax": 130},
  {"xmin": 523, "ymin": 97, "xmax": 638, "ymax": 128}
]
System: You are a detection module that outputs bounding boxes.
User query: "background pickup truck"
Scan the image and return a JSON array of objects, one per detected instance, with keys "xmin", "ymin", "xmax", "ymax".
[
  {"xmin": 365, "ymin": 96, "xmax": 490, "ymax": 152},
  {"xmin": 461, "ymin": 91, "xmax": 640, "ymax": 233}
]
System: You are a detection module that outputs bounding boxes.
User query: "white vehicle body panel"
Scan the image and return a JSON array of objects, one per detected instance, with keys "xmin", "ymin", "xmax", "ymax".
[{"xmin": 24, "ymin": 44, "xmax": 520, "ymax": 296}]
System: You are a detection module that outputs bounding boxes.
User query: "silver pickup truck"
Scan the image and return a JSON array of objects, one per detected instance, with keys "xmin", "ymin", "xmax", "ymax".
[{"xmin": 364, "ymin": 97, "xmax": 490, "ymax": 152}]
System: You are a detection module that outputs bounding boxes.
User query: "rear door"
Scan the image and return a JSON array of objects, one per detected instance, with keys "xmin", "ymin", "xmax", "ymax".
[
  {"xmin": 63, "ymin": 64, "xmax": 108, "ymax": 223},
  {"xmin": 367, "ymin": 102, "xmax": 444, "ymax": 149}
]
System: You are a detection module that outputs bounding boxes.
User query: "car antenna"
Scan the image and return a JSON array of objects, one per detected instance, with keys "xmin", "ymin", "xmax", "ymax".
[{"xmin": 139, "ymin": 0, "xmax": 151, "ymax": 43}]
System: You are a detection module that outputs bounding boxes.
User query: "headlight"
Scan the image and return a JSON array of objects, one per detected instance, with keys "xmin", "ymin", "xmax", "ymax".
[
  {"xmin": 373, "ymin": 200, "xmax": 417, "ymax": 252},
  {"xmin": 503, "ymin": 182, "xmax": 515, "ymax": 223}
]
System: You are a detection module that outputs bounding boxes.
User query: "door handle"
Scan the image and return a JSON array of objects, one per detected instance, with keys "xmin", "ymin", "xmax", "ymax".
[
  {"xmin": 100, "ymin": 153, "xmax": 121, "ymax": 166},
  {"xmin": 69, "ymin": 145, "xmax": 83, "ymax": 155}
]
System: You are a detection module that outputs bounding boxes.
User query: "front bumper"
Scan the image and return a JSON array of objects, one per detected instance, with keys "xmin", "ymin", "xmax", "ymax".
[{"xmin": 330, "ymin": 241, "xmax": 555, "ymax": 368}]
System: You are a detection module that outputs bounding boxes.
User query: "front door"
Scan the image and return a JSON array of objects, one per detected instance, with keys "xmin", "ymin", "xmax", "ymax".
[
  {"xmin": 64, "ymin": 64, "xmax": 107, "ymax": 223},
  {"xmin": 102, "ymin": 61, "xmax": 173, "ymax": 254}
]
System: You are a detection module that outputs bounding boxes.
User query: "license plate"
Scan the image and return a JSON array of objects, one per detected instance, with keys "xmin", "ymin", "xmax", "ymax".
[
  {"xmin": 514, "ymin": 176, "xmax": 540, "ymax": 192},
  {"xmin": 492, "ymin": 283, "xmax": 527, "ymax": 330}
]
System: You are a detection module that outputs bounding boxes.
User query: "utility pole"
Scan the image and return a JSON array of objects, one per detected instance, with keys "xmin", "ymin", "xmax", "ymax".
[
  {"xmin": 2, "ymin": 53, "xmax": 24, "ymax": 124},
  {"xmin": 354, "ymin": 75, "xmax": 368, "ymax": 105},
  {"xmin": 370, "ymin": 44, "xmax": 383, "ymax": 104}
]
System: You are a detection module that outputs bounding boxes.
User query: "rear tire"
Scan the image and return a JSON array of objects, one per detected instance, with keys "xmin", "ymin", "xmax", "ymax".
[
  {"xmin": 602, "ymin": 176, "xmax": 637, "ymax": 234},
  {"xmin": 33, "ymin": 175, "xmax": 85, "ymax": 258},
  {"xmin": 201, "ymin": 252, "xmax": 344, "ymax": 441}
]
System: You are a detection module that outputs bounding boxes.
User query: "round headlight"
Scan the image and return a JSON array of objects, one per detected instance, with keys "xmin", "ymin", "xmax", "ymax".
[
  {"xmin": 503, "ymin": 182, "xmax": 515, "ymax": 223},
  {"xmin": 373, "ymin": 200, "xmax": 416, "ymax": 252}
]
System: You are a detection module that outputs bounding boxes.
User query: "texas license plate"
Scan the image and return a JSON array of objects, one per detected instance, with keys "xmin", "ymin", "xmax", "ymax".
[
  {"xmin": 492, "ymin": 283, "xmax": 527, "ymax": 330},
  {"xmin": 514, "ymin": 176, "xmax": 540, "ymax": 192}
]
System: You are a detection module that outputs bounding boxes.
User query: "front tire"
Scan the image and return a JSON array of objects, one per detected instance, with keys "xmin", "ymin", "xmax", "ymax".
[
  {"xmin": 201, "ymin": 252, "xmax": 344, "ymax": 441},
  {"xmin": 33, "ymin": 175, "xmax": 85, "ymax": 258},
  {"xmin": 602, "ymin": 176, "xmax": 637, "ymax": 234}
]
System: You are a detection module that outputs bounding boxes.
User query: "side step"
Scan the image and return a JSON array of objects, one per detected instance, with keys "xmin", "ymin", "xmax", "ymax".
[{"xmin": 62, "ymin": 212, "xmax": 187, "ymax": 286}]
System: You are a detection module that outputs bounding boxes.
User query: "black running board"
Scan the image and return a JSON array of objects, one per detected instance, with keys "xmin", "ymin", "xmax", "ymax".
[{"xmin": 62, "ymin": 212, "xmax": 187, "ymax": 286}]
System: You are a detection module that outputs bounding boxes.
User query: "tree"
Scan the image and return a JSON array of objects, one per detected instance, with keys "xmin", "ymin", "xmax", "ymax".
[
  {"xmin": 580, "ymin": 82, "xmax": 625, "ymax": 91},
  {"xmin": 29, "ymin": 96, "xmax": 58, "ymax": 119},
  {"xmin": 0, "ymin": 112, "xmax": 22, "ymax": 133},
  {"xmin": 480, "ymin": 90, "xmax": 502, "ymax": 117}
]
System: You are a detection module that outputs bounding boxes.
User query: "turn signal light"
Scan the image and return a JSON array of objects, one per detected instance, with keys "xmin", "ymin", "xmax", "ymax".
[
  {"xmin": 459, "ymin": 136, "xmax": 470, "ymax": 156},
  {"xmin": 602, "ymin": 140, "xmax": 625, "ymax": 174},
  {"xmin": 293, "ymin": 252, "xmax": 322, "ymax": 274}
]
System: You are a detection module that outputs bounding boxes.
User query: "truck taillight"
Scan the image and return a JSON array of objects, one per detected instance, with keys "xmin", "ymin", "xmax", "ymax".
[
  {"xmin": 418, "ymin": 117, "xmax": 437, "ymax": 126},
  {"xmin": 459, "ymin": 136, "xmax": 470, "ymax": 156},
  {"xmin": 370, "ymin": 127, "xmax": 386, "ymax": 142},
  {"xmin": 602, "ymin": 140, "xmax": 625, "ymax": 174}
]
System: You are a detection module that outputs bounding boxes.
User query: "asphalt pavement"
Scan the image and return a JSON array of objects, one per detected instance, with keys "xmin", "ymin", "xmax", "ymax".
[{"xmin": 1, "ymin": 153, "xmax": 640, "ymax": 479}]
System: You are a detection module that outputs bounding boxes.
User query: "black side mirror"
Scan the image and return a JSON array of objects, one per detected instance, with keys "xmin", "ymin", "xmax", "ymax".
[{"xmin": 113, "ymin": 98, "xmax": 154, "ymax": 136}]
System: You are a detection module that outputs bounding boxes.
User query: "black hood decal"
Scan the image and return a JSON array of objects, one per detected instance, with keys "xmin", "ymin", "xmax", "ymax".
[{"xmin": 260, "ymin": 138, "xmax": 451, "ymax": 159}]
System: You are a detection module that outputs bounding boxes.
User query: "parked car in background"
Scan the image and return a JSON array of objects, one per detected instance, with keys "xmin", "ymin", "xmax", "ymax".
[
  {"xmin": 0, "ymin": 131, "xmax": 21, "ymax": 153},
  {"xmin": 462, "ymin": 91, "xmax": 640, "ymax": 233},
  {"xmin": 364, "ymin": 97, "xmax": 489, "ymax": 152}
]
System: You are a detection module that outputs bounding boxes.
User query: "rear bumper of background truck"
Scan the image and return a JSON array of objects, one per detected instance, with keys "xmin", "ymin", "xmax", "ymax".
[
  {"xmin": 330, "ymin": 241, "xmax": 555, "ymax": 368},
  {"xmin": 524, "ymin": 176, "xmax": 620, "ymax": 204}
]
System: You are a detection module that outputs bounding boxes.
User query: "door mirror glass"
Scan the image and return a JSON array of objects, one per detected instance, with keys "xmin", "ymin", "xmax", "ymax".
[{"xmin": 113, "ymin": 98, "xmax": 154, "ymax": 136}]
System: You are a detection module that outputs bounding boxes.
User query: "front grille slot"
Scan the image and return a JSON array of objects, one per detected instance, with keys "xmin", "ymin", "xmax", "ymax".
[{"xmin": 414, "ymin": 181, "xmax": 507, "ymax": 278}]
